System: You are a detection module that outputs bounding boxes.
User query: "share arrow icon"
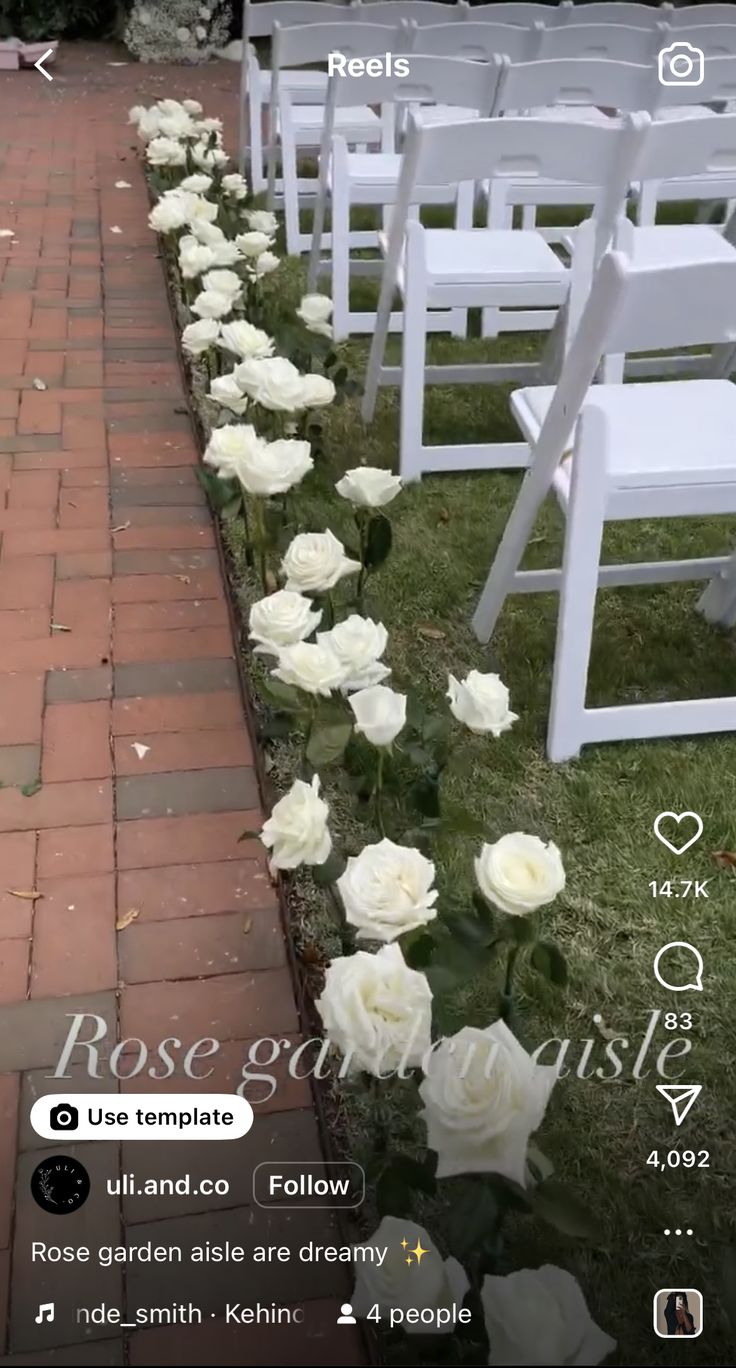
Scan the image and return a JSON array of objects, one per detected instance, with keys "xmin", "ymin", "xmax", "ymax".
[{"xmin": 656, "ymin": 1084, "xmax": 702, "ymax": 1127}]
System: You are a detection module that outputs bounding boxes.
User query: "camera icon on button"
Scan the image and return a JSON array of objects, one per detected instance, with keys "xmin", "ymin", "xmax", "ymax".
[
  {"xmin": 658, "ymin": 41, "xmax": 704, "ymax": 87},
  {"xmin": 49, "ymin": 1103, "xmax": 79, "ymax": 1132}
]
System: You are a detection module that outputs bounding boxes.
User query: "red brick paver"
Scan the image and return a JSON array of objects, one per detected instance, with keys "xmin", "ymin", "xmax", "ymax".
[{"xmin": 0, "ymin": 45, "xmax": 361, "ymax": 1366}]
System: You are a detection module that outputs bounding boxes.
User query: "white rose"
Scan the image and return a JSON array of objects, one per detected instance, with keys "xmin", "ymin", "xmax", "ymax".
[
  {"xmin": 182, "ymin": 99, "xmax": 204, "ymax": 115},
  {"xmin": 128, "ymin": 104, "xmax": 147, "ymax": 127},
  {"xmin": 352, "ymin": 1217, "xmax": 469, "ymax": 1334},
  {"xmin": 195, "ymin": 24, "xmax": 208, "ymax": 41},
  {"xmin": 196, "ymin": 117, "xmax": 223, "ymax": 135},
  {"xmin": 192, "ymin": 142, "xmax": 228, "ymax": 171},
  {"xmin": 319, "ymin": 615, "xmax": 389, "ymax": 692},
  {"xmin": 316, "ymin": 943, "xmax": 433, "ymax": 1076},
  {"xmin": 272, "ymin": 641, "xmax": 346, "ymax": 697},
  {"xmin": 236, "ymin": 230, "xmax": 274, "ymax": 258},
  {"xmin": 191, "ymin": 289, "xmax": 233, "ymax": 320},
  {"xmin": 199, "ymin": 7, "xmax": 212, "ymax": 20},
  {"xmin": 184, "ymin": 194, "xmax": 219, "ymax": 226},
  {"xmin": 300, "ymin": 372, "xmax": 336, "ymax": 409},
  {"xmin": 297, "ymin": 292, "xmax": 333, "ymax": 339},
  {"xmin": 179, "ymin": 172, "xmax": 212, "ymax": 193},
  {"xmin": 252, "ymin": 249, "xmax": 279, "ymax": 276},
  {"xmin": 419, "ymin": 1020, "xmax": 557, "ymax": 1182},
  {"xmin": 201, "ymin": 268, "xmax": 242, "ymax": 303},
  {"xmin": 260, "ymin": 775, "xmax": 331, "ymax": 871},
  {"xmin": 208, "ymin": 373, "xmax": 248, "ymax": 416},
  {"xmin": 157, "ymin": 110, "xmax": 195, "ymax": 140},
  {"xmin": 475, "ymin": 833, "xmax": 565, "ymax": 917},
  {"xmin": 204, "ymin": 423, "xmax": 264, "ymax": 479},
  {"xmin": 336, "ymin": 466, "xmax": 402, "ymax": 508},
  {"xmin": 209, "ymin": 238, "xmax": 242, "ymax": 266},
  {"xmin": 281, "ymin": 529, "xmax": 361, "ymax": 593},
  {"xmin": 146, "ymin": 137, "xmax": 186, "ymax": 168},
  {"xmin": 482, "ymin": 1266, "xmax": 616, "ymax": 1367},
  {"xmin": 249, "ymin": 590, "xmax": 322, "ymax": 657},
  {"xmin": 221, "ymin": 172, "xmax": 249, "ymax": 200},
  {"xmin": 157, "ymin": 100, "xmax": 186, "ymax": 117},
  {"xmin": 189, "ymin": 218, "xmax": 225, "ymax": 245},
  {"xmin": 244, "ymin": 209, "xmax": 278, "ymax": 235},
  {"xmin": 181, "ymin": 317, "xmax": 219, "ymax": 355},
  {"xmin": 234, "ymin": 438, "xmax": 313, "ymax": 497},
  {"xmin": 219, "ymin": 320, "xmax": 274, "ymax": 360},
  {"xmin": 149, "ymin": 197, "xmax": 189, "ymax": 233},
  {"xmin": 176, "ymin": 26, "xmax": 191, "ymax": 42},
  {"xmin": 447, "ymin": 670, "xmax": 518, "ymax": 738},
  {"xmin": 135, "ymin": 108, "xmax": 162, "ymax": 142},
  {"xmin": 349, "ymin": 685, "xmax": 406, "ymax": 748},
  {"xmin": 179, "ymin": 239, "xmax": 216, "ymax": 279},
  {"xmin": 234, "ymin": 356, "xmax": 304, "ymax": 413},
  {"xmin": 338, "ymin": 838, "xmax": 438, "ymax": 943}
]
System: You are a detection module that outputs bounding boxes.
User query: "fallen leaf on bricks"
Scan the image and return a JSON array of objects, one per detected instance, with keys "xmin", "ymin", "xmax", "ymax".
[
  {"xmin": 116, "ymin": 907, "xmax": 140, "ymax": 931},
  {"xmin": 111, "ymin": 521, "xmax": 131, "ymax": 534},
  {"xmin": 32, "ymin": 377, "xmax": 47, "ymax": 390},
  {"xmin": 131, "ymin": 742, "xmax": 150, "ymax": 760},
  {"xmin": 7, "ymin": 889, "xmax": 43, "ymax": 901},
  {"xmin": 243, "ymin": 917, "xmax": 252, "ymax": 935},
  {"xmin": 50, "ymin": 623, "xmax": 71, "ymax": 632}
]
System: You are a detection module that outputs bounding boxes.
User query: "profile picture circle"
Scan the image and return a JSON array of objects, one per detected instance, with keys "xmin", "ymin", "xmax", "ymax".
[{"xmin": 31, "ymin": 1155, "xmax": 90, "ymax": 1215}]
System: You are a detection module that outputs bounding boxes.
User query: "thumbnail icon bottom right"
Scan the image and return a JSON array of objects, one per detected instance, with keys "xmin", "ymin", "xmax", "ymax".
[{"xmin": 653, "ymin": 1289, "xmax": 703, "ymax": 1338}]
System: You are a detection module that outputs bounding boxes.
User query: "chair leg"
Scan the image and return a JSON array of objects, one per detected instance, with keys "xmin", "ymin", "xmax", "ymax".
[
  {"xmin": 471, "ymin": 465, "xmax": 554, "ymax": 643},
  {"xmin": 546, "ymin": 452, "xmax": 607, "ymax": 763},
  {"xmin": 362, "ymin": 258, "xmax": 396, "ymax": 422},
  {"xmin": 281, "ymin": 129, "xmax": 301, "ymax": 257},
  {"xmin": 399, "ymin": 240, "xmax": 428, "ymax": 483},
  {"xmin": 250, "ymin": 92, "xmax": 265, "ymax": 196},
  {"xmin": 331, "ymin": 173, "xmax": 351, "ymax": 341},
  {"xmin": 634, "ymin": 179, "xmax": 658, "ymax": 227}
]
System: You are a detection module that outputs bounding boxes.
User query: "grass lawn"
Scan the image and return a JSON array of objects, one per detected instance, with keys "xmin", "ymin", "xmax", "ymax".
[{"xmin": 227, "ymin": 209, "xmax": 736, "ymax": 1365}]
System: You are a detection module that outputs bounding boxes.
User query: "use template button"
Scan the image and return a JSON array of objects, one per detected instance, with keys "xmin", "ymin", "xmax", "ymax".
[{"xmin": 253, "ymin": 1160, "xmax": 365, "ymax": 1209}]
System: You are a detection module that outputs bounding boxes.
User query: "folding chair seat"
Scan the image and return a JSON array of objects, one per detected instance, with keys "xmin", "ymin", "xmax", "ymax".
[
  {"xmin": 471, "ymin": 240, "xmax": 736, "ymax": 760},
  {"xmin": 361, "ymin": 114, "xmax": 647, "ymax": 479}
]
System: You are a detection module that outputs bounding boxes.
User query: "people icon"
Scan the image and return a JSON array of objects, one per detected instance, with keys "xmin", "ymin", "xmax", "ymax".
[{"xmin": 337, "ymin": 1302, "xmax": 357, "ymax": 1325}]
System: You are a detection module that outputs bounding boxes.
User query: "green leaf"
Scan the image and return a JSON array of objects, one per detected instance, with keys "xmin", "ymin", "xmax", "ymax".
[
  {"xmin": 312, "ymin": 850, "xmax": 346, "ymax": 886},
  {"xmin": 531, "ymin": 940, "xmax": 569, "ymax": 987},
  {"xmin": 526, "ymin": 1144, "xmax": 555, "ymax": 1184},
  {"xmin": 196, "ymin": 467, "xmax": 237, "ymax": 512},
  {"xmin": 426, "ymin": 939, "xmax": 486, "ymax": 995},
  {"xmin": 20, "ymin": 779, "xmax": 42, "ymax": 798},
  {"xmin": 533, "ymin": 1182, "xmax": 599, "ymax": 1239},
  {"xmin": 376, "ymin": 1153, "xmax": 436, "ymax": 1218},
  {"xmin": 238, "ymin": 827, "xmax": 262, "ymax": 843},
  {"xmin": 444, "ymin": 1183, "xmax": 501, "ymax": 1263},
  {"xmin": 403, "ymin": 930, "xmax": 436, "ymax": 969},
  {"xmin": 306, "ymin": 719, "xmax": 353, "ymax": 769},
  {"xmin": 363, "ymin": 512, "xmax": 392, "ymax": 570},
  {"xmin": 412, "ymin": 773, "xmax": 441, "ymax": 820},
  {"xmin": 221, "ymin": 494, "xmax": 243, "ymax": 522},
  {"xmin": 259, "ymin": 677, "xmax": 304, "ymax": 713},
  {"xmin": 448, "ymin": 911, "xmax": 497, "ymax": 951},
  {"xmin": 721, "ymin": 1246, "xmax": 736, "ymax": 1333}
]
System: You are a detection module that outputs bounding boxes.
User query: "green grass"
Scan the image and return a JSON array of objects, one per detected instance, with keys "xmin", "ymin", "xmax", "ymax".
[{"xmin": 230, "ymin": 220, "xmax": 736, "ymax": 1365}]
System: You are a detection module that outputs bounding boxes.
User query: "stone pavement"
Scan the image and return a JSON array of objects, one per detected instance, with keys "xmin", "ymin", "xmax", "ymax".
[{"xmin": 0, "ymin": 43, "xmax": 361, "ymax": 1365}]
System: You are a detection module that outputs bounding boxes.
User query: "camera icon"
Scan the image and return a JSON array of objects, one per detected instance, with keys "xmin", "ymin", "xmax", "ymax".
[
  {"xmin": 49, "ymin": 1103, "xmax": 79, "ymax": 1132},
  {"xmin": 658, "ymin": 41, "xmax": 704, "ymax": 87}
]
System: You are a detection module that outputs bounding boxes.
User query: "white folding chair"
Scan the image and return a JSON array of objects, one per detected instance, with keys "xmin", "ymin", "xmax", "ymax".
[
  {"xmin": 411, "ymin": 20, "xmax": 541, "ymax": 64},
  {"xmin": 239, "ymin": 1, "xmax": 356, "ymax": 189},
  {"xmin": 354, "ymin": 0, "xmax": 469, "ymax": 20},
  {"xmin": 635, "ymin": 55, "xmax": 736, "ymax": 224},
  {"xmin": 665, "ymin": 4, "xmax": 736, "ymax": 26},
  {"xmin": 471, "ymin": 243, "xmax": 736, "ymax": 760},
  {"xmin": 361, "ymin": 112, "xmax": 647, "ymax": 479},
  {"xmin": 308, "ymin": 55, "xmax": 499, "ymax": 338},
  {"xmin": 563, "ymin": 2, "xmax": 668, "ymax": 25},
  {"xmin": 466, "ymin": 2, "xmax": 573, "ymax": 25},
  {"xmin": 534, "ymin": 20, "xmax": 664, "ymax": 63},
  {"xmin": 268, "ymin": 20, "xmax": 412, "ymax": 253}
]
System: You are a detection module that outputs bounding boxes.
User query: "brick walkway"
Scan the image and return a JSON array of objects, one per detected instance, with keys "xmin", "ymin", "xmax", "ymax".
[{"xmin": 0, "ymin": 44, "xmax": 360, "ymax": 1366}]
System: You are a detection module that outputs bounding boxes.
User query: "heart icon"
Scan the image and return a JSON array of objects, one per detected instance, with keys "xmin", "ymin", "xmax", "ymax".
[{"xmin": 653, "ymin": 811, "xmax": 703, "ymax": 856}]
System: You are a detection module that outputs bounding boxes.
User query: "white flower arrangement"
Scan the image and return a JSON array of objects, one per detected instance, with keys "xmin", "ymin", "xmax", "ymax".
[{"xmin": 125, "ymin": 1, "xmax": 233, "ymax": 64}]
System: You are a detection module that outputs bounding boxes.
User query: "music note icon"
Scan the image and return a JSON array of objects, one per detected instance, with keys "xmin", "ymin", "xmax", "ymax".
[{"xmin": 35, "ymin": 1302, "xmax": 54, "ymax": 1324}]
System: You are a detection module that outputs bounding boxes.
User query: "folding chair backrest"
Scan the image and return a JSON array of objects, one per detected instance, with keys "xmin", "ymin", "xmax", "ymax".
[
  {"xmin": 413, "ymin": 21, "xmax": 539, "ymax": 63},
  {"xmin": 563, "ymin": 2, "xmax": 666, "ymax": 26},
  {"xmin": 324, "ymin": 51, "xmax": 499, "ymax": 112},
  {"xmin": 246, "ymin": 1, "xmax": 353, "ymax": 37},
  {"xmin": 468, "ymin": 3, "xmax": 572, "ymax": 25},
  {"xmin": 652, "ymin": 52, "xmax": 736, "ymax": 107},
  {"xmin": 535, "ymin": 21, "xmax": 664, "ymax": 63},
  {"xmin": 666, "ymin": 4, "xmax": 736, "ymax": 26},
  {"xmin": 353, "ymin": 0, "xmax": 467, "ymax": 23},
  {"xmin": 492, "ymin": 55, "xmax": 656, "ymax": 114},
  {"xmin": 672, "ymin": 26, "xmax": 736, "ymax": 59},
  {"xmin": 632, "ymin": 110, "xmax": 736, "ymax": 186},
  {"xmin": 272, "ymin": 17, "xmax": 407, "ymax": 69}
]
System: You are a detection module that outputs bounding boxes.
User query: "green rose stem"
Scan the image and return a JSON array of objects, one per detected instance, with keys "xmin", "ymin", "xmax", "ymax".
[
  {"xmin": 374, "ymin": 748, "xmax": 387, "ymax": 838},
  {"xmin": 500, "ymin": 943, "xmax": 519, "ymax": 1025},
  {"xmin": 301, "ymin": 699, "xmax": 317, "ymax": 778},
  {"xmin": 322, "ymin": 589, "xmax": 335, "ymax": 631},
  {"xmin": 355, "ymin": 510, "xmax": 368, "ymax": 613},
  {"xmin": 250, "ymin": 498, "xmax": 270, "ymax": 597}
]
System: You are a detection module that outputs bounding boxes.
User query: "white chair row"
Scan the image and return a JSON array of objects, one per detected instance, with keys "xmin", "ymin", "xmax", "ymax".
[
  {"xmin": 357, "ymin": 110, "xmax": 736, "ymax": 481},
  {"xmin": 470, "ymin": 240, "xmax": 736, "ymax": 759}
]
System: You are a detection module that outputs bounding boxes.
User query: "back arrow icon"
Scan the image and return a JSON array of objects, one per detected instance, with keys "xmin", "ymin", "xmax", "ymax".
[{"xmin": 34, "ymin": 49, "xmax": 54, "ymax": 81}]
